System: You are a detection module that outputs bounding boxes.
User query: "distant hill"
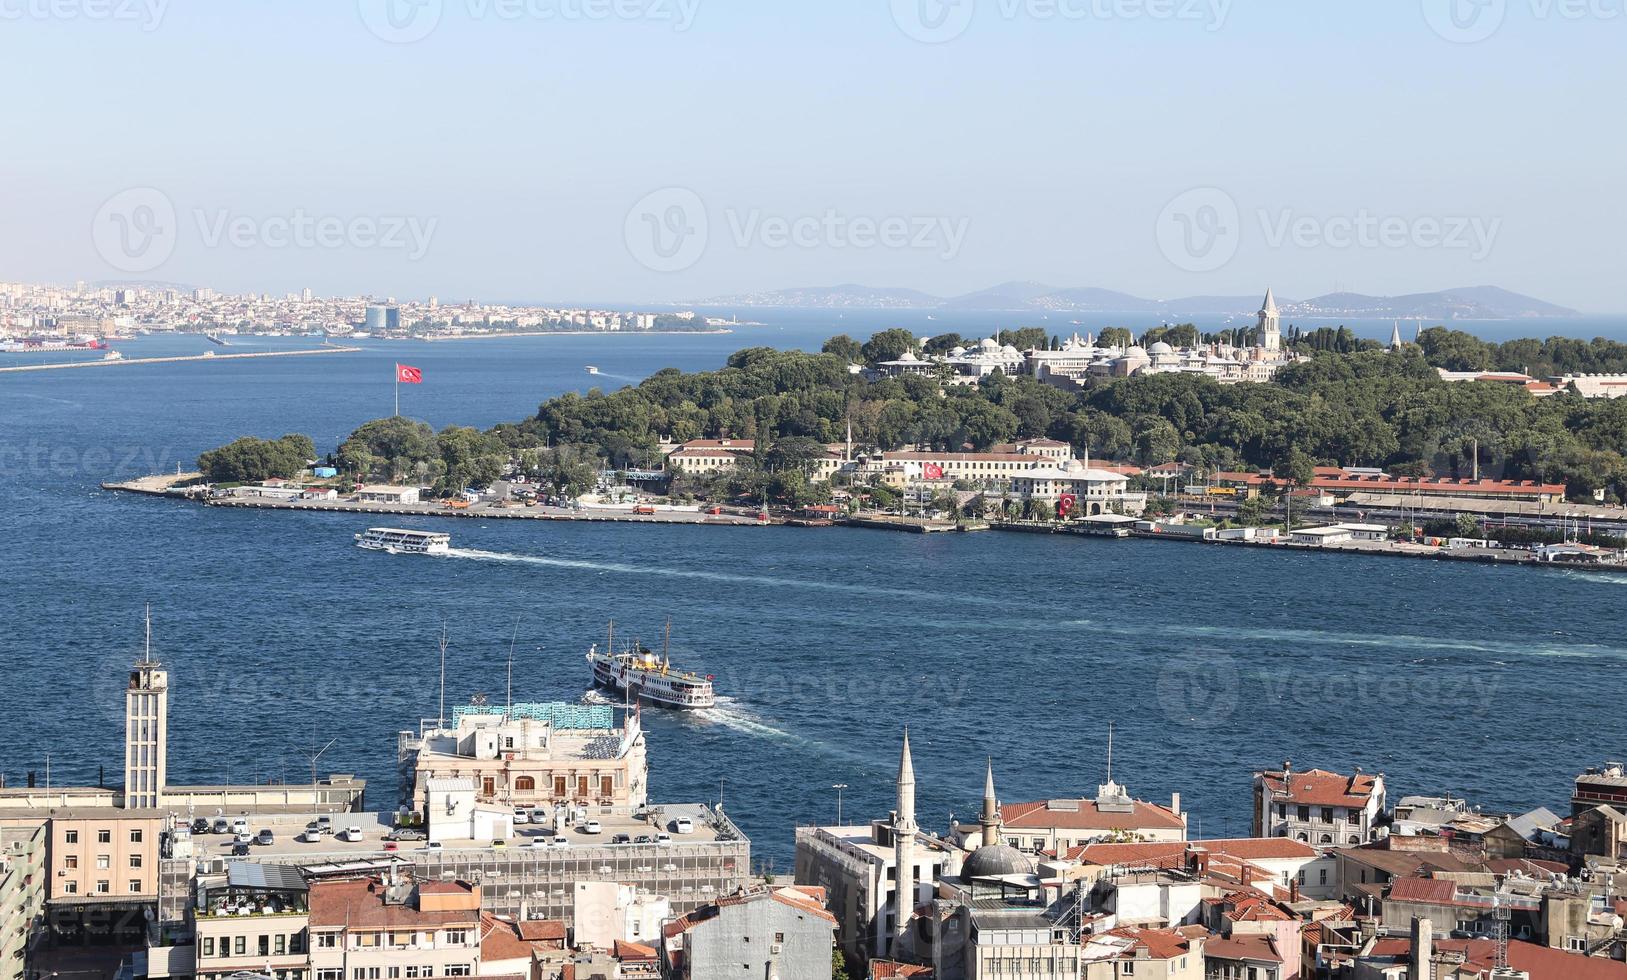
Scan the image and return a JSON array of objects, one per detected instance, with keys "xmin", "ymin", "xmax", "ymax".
[
  {"xmin": 701, "ymin": 282, "xmax": 1575, "ymax": 319},
  {"xmin": 1288, "ymin": 287, "xmax": 1577, "ymax": 319}
]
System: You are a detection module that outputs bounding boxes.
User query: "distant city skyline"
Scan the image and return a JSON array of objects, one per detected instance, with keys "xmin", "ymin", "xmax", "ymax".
[{"xmin": 2, "ymin": 2, "xmax": 1623, "ymax": 311}]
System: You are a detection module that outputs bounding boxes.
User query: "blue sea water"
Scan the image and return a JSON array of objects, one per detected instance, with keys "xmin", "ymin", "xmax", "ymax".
[{"xmin": 2, "ymin": 318, "xmax": 1624, "ymax": 868}]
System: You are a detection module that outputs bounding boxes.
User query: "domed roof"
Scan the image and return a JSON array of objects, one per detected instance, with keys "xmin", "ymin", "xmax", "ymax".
[
  {"xmin": 1124, "ymin": 346, "xmax": 1149, "ymax": 360},
  {"xmin": 978, "ymin": 337, "xmax": 1001, "ymax": 351},
  {"xmin": 1149, "ymin": 341, "xmax": 1174, "ymax": 355},
  {"xmin": 1002, "ymin": 344, "xmax": 1021, "ymax": 356},
  {"xmin": 962, "ymin": 842, "xmax": 1036, "ymax": 880}
]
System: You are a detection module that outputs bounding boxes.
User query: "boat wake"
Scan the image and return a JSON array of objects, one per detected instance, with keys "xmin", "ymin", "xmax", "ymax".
[
  {"xmin": 690, "ymin": 697, "xmax": 795, "ymax": 740},
  {"xmin": 440, "ymin": 547, "xmax": 977, "ymax": 605}
]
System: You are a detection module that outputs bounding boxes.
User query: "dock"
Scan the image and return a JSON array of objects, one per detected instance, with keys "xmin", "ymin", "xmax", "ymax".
[
  {"xmin": 0, "ymin": 346, "xmax": 361, "ymax": 373},
  {"xmin": 100, "ymin": 472, "xmax": 207, "ymax": 498},
  {"xmin": 203, "ymin": 497, "xmax": 770, "ymax": 527}
]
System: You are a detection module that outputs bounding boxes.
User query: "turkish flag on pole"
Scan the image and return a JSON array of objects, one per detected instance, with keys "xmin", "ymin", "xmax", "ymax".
[{"xmin": 396, "ymin": 364, "xmax": 423, "ymax": 384}]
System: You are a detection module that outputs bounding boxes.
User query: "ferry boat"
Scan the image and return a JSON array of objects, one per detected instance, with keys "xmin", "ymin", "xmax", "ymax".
[
  {"xmin": 585, "ymin": 366, "xmax": 601, "ymax": 375},
  {"xmin": 586, "ymin": 623, "xmax": 715, "ymax": 709},
  {"xmin": 353, "ymin": 527, "xmax": 452, "ymax": 555}
]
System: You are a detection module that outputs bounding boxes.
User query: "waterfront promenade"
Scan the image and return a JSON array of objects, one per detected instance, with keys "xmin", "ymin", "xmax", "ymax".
[{"xmin": 0, "ymin": 345, "xmax": 361, "ymax": 373}]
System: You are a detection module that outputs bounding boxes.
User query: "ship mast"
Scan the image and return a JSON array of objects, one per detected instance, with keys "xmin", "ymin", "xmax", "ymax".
[{"xmin": 662, "ymin": 617, "xmax": 671, "ymax": 670}]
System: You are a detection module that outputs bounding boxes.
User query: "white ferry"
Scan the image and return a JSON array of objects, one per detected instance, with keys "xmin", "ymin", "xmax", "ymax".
[
  {"xmin": 586, "ymin": 623, "xmax": 715, "ymax": 710},
  {"xmin": 585, "ymin": 365, "xmax": 601, "ymax": 375},
  {"xmin": 354, "ymin": 527, "xmax": 451, "ymax": 555}
]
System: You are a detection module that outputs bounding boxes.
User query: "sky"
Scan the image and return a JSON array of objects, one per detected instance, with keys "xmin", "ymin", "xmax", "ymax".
[{"xmin": 1, "ymin": 0, "xmax": 1623, "ymax": 310}]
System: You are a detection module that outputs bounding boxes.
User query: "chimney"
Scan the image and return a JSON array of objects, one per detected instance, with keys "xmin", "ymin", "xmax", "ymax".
[
  {"xmin": 1283, "ymin": 760, "xmax": 1292, "ymax": 776},
  {"xmin": 1411, "ymin": 916, "xmax": 1434, "ymax": 980},
  {"xmin": 1350, "ymin": 766, "xmax": 1363, "ymax": 794},
  {"xmin": 1170, "ymin": 792, "xmax": 1181, "ymax": 816},
  {"xmin": 1290, "ymin": 878, "xmax": 1300, "ymax": 903}
]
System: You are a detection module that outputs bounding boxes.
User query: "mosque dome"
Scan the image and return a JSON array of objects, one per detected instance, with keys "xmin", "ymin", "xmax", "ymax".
[
  {"xmin": 962, "ymin": 842, "xmax": 1036, "ymax": 880},
  {"xmin": 1149, "ymin": 341, "xmax": 1175, "ymax": 355},
  {"xmin": 1124, "ymin": 346, "xmax": 1149, "ymax": 360}
]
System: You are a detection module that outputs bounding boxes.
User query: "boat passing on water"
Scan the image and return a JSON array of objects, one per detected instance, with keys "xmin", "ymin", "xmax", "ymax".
[
  {"xmin": 354, "ymin": 528, "xmax": 451, "ymax": 555},
  {"xmin": 586, "ymin": 622, "xmax": 715, "ymax": 709},
  {"xmin": 585, "ymin": 365, "xmax": 600, "ymax": 375}
]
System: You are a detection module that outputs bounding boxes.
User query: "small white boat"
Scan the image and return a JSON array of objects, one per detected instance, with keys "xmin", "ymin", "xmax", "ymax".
[
  {"xmin": 585, "ymin": 366, "xmax": 601, "ymax": 375},
  {"xmin": 354, "ymin": 527, "xmax": 451, "ymax": 555}
]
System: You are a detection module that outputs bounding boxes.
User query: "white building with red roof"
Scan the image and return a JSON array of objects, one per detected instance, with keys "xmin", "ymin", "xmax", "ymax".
[
  {"xmin": 1252, "ymin": 763, "xmax": 1386, "ymax": 846},
  {"xmin": 954, "ymin": 779, "xmax": 1187, "ymax": 854}
]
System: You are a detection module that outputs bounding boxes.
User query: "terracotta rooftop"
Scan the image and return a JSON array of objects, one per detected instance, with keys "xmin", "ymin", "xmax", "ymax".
[
  {"xmin": 1005, "ymin": 798, "xmax": 1185, "ymax": 832},
  {"xmin": 1206, "ymin": 934, "xmax": 1283, "ymax": 964},
  {"xmin": 308, "ymin": 878, "xmax": 480, "ymax": 930},
  {"xmin": 1258, "ymin": 768, "xmax": 1381, "ymax": 807}
]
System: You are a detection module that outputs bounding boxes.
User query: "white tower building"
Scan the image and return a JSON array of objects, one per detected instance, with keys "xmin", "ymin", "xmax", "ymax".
[
  {"xmin": 893, "ymin": 730, "xmax": 917, "ymax": 954},
  {"xmin": 124, "ymin": 609, "xmax": 168, "ymax": 809},
  {"xmin": 1258, "ymin": 289, "xmax": 1282, "ymax": 353}
]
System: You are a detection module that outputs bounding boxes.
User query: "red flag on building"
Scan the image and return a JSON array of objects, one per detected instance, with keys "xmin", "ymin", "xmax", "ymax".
[
  {"xmin": 396, "ymin": 364, "xmax": 423, "ymax": 384},
  {"xmin": 1059, "ymin": 494, "xmax": 1077, "ymax": 515},
  {"xmin": 923, "ymin": 463, "xmax": 945, "ymax": 480}
]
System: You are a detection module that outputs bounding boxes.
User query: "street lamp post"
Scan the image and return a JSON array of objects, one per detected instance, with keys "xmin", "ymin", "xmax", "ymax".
[{"xmin": 832, "ymin": 783, "xmax": 848, "ymax": 826}]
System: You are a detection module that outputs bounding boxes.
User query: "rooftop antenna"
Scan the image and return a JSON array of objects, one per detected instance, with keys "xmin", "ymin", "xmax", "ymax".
[
  {"xmin": 505, "ymin": 618, "xmax": 520, "ymax": 716},
  {"xmin": 437, "ymin": 620, "xmax": 449, "ymax": 727}
]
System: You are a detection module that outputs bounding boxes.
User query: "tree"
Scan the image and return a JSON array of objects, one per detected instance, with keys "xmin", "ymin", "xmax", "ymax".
[
  {"xmin": 821, "ymin": 334, "xmax": 863, "ymax": 364},
  {"xmin": 1454, "ymin": 512, "xmax": 1482, "ymax": 538},
  {"xmin": 1235, "ymin": 495, "xmax": 1272, "ymax": 527},
  {"xmin": 1098, "ymin": 327, "xmax": 1133, "ymax": 348},
  {"xmin": 832, "ymin": 947, "xmax": 852, "ymax": 980},
  {"xmin": 1273, "ymin": 447, "xmax": 1317, "ymax": 489},
  {"xmin": 197, "ymin": 434, "xmax": 311, "ymax": 484},
  {"xmin": 339, "ymin": 417, "xmax": 440, "ymax": 484},
  {"xmin": 860, "ymin": 329, "xmax": 918, "ymax": 366}
]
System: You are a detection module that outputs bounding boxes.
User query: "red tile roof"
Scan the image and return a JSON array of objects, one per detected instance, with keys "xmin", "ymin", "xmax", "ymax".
[
  {"xmin": 308, "ymin": 878, "xmax": 481, "ymax": 930},
  {"xmin": 1101, "ymin": 926, "xmax": 1201, "ymax": 960},
  {"xmin": 868, "ymin": 962, "xmax": 935, "ymax": 979},
  {"xmin": 1385, "ymin": 876, "xmax": 1458, "ymax": 905},
  {"xmin": 1258, "ymin": 768, "xmax": 1381, "ymax": 807},
  {"xmin": 1374, "ymin": 938, "xmax": 1627, "ymax": 980},
  {"xmin": 1005, "ymin": 798, "xmax": 1185, "ymax": 832},
  {"xmin": 1068, "ymin": 837, "xmax": 1317, "ymax": 866},
  {"xmin": 1206, "ymin": 934, "xmax": 1282, "ymax": 964}
]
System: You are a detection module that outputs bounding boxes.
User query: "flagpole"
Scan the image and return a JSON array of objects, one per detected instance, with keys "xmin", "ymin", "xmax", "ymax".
[{"xmin": 394, "ymin": 365, "xmax": 399, "ymax": 418}]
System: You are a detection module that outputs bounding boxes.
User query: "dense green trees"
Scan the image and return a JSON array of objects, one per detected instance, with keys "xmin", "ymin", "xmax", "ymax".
[{"xmin": 197, "ymin": 434, "xmax": 314, "ymax": 484}]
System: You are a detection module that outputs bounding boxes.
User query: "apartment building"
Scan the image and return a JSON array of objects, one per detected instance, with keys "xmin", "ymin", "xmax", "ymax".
[
  {"xmin": 1251, "ymin": 765, "xmax": 1385, "ymax": 846},
  {"xmin": 307, "ymin": 876, "xmax": 482, "ymax": 980}
]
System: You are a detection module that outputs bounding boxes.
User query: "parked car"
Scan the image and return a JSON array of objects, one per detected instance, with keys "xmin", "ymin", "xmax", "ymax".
[
  {"xmin": 529, "ymin": 808, "xmax": 549, "ymax": 824},
  {"xmin": 386, "ymin": 827, "xmax": 427, "ymax": 842},
  {"xmin": 212, "ymin": 818, "xmax": 230, "ymax": 835},
  {"xmin": 549, "ymin": 835, "xmax": 570, "ymax": 849},
  {"xmin": 234, "ymin": 832, "xmax": 253, "ymax": 845},
  {"xmin": 655, "ymin": 833, "xmax": 672, "ymax": 845},
  {"xmin": 672, "ymin": 817, "xmax": 694, "ymax": 834},
  {"xmin": 231, "ymin": 842, "xmax": 250, "ymax": 857},
  {"xmin": 528, "ymin": 838, "xmax": 550, "ymax": 849},
  {"xmin": 425, "ymin": 841, "xmax": 442, "ymax": 851},
  {"xmin": 191, "ymin": 818, "xmax": 211, "ymax": 835},
  {"xmin": 383, "ymin": 841, "xmax": 399, "ymax": 852},
  {"xmin": 254, "ymin": 830, "xmax": 275, "ymax": 846},
  {"xmin": 580, "ymin": 820, "xmax": 603, "ymax": 835},
  {"xmin": 297, "ymin": 830, "xmax": 323, "ymax": 843},
  {"xmin": 491, "ymin": 839, "xmax": 507, "ymax": 849},
  {"xmin": 633, "ymin": 834, "xmax": 653, "ymax": 845},
  {"xmin": 316, "ymin": 816, "xmax": 334, "ymax": 833},
  {"xmin": 339, "ymin": 827, "xmax": 364, "ymax": 843},
  {"xmin": 230, "ymin": 819, "xmax": 249, "ymax": 836},
  {"xmin": 512, "ymin": 808, "xmax": 529, "ymax": 825},
  {"xmin": 611, "ymin": 833, "xmax": 632, "ymax": 845}
]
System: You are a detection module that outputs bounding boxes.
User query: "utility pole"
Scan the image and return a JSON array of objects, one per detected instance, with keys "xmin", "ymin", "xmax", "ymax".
[{"xmin": 832, "ymin": 784, "xmax": 848, "ymax": 826}]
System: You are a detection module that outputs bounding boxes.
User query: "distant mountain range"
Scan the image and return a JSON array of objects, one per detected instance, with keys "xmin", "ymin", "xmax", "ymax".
[{"xmin": 700, "ymin": 282, "xmax": 1577, "ymax": 320}]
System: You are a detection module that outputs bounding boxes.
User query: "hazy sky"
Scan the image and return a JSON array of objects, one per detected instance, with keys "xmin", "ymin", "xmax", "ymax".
[{"xmin": 2, "ymin": 0, "xmax": 1622, "ymax": 309}]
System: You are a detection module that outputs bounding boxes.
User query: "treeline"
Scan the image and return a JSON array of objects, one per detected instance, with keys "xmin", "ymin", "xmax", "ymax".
[
  {"xmin": 1416, "ymin": 327, "xmax": 1627, "ymax": 376},
  {"xmin": 198, "ymin": 328, "xmax": 1627, "ymax": 502},
  {"xmin": 197, "ymin": 434, "xmax": 315, "ymax": 484}
]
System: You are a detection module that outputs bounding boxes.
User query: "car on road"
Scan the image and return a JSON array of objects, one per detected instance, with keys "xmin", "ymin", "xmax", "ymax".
[{"xmin": 385, "ymin": 828, "xmax": 427, "ymax": 842}]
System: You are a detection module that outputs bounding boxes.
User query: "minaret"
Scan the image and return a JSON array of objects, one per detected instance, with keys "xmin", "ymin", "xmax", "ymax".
[
  {"xmin": 1389, "ymin": 321, "xmax": 1405, "ymax": 352},
  {"xmin": 980, "ymin": 760, "xmax": 1001, "ymax": 848},
  {"xmin": 894, "ymin": 730, "xmax": 918, "ymax": 954},
  {"xmin": 1258, "ymin": 289, "xmax": 1281, "ymax": 353},
  {"xmin": 124, "ymin": 606, "xmax": 168, "ymax": 809}
]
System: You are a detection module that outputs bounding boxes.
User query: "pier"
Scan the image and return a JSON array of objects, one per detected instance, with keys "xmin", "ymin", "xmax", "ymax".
[{"xmin": 0, "ymin": 346, "xmax": 362, "ymax": 373}]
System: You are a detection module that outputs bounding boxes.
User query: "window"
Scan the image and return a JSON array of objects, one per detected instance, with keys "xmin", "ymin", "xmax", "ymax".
[
  {"xmin": 234, "ymin": 936, "xmax": 245, "ymax": 956},
  {"xmin": 202, "ymin": 938, "xmax": 215, "ymax": 957},
  {"xmin": 130, "ymin": 854, "xmax": 143, "ymax": 868},
  {"xmin": 130, "ymin": 828, "xmax": 143, "ymax": 843},
  {"xmin": 1320, "ymin": 833, "xmax": 1333, "ymax": 844},
  {"xmin": 1321, "ymin": 807, "xmax": 1334, "ymax": 823},
  {"xmin": 96, "ymin": 880, "xmax": 110, "ymax": 894},
  {"xmin": 291, "ymin": 932, "xmax": 306, "ymax": 954},
  {"xmin": 600, "ymin": 775, "xmax": 614, "ymax": 798},
  {"xmin": 1568, "ymin": 937, "xmax": 1585, "ymax": 952},
  {"xmin": 389, "ymin": 970, "xmax": 400, "ymax": 979},
  {"xmin": 390, "ymin": 931, "xmax": 413, "ymax": 947},
  {"xmin": 1319, "ymin": 869, "xmax": 1328, "ymax": 885},
  {"xmin": 64, "ymin": 855, "xmax": 78, "ymax": 870},
  {"xmin": 318, "ymin": 972, "xmax": 342, "ymax": 980},
  {"xmin": 514, "ymin": 776, "xmax": 535, "ymax": 792},
  {"xmin": 63, "ymin": 881, "xmax": 77, "ymax": 894},
  {"xmin": 65, "ymin": 830, "xmax": 79, "ymax": 844},
  {"xmin": 97, "ymin": 855, "xmax": 110, "ymax": 869},
  {"xmin": 1348, "ymin": 835, "xmax": 1360, "ymax": 844},
  {"xmin": 445, "ymin": 967, "xmax": 470, "ymax": 978},
  {"xmin": 259, "ymin": 936, "xmax": 270, "ymax": 957},
  {"xmin": 128, "ymin": 879, "xmax": 142, "ymax": 893},
  {"xmin": 317, "ymin": 934, "xmax": 337, "ymax": 949},
  {"xmin": 444, "ymin": 929, "xmax": 468, "ymax": 945},
  {"xmin": 553, "ymin": 776, "xmax": 567, "ymax": 798},
  {"xmin": 1296, "ymin": 806, "xmax": 1310, "ymax": 822},
  {"xmin": 97, "ymin": 830, "xmax": 112, "ymax": 844},
  {"xmin": 1123, "ymin": 963, "xmax": 1135, "ymax": 975},
  {"xmin": 1347, "ymin": 810, "xmax": 1361, "ymax": 824}
]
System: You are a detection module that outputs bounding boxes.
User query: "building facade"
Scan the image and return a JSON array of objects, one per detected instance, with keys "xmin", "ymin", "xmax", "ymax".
[{"xmin": 1251, "ymin": 765, "xmax": 1386, "ymax": 845}]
